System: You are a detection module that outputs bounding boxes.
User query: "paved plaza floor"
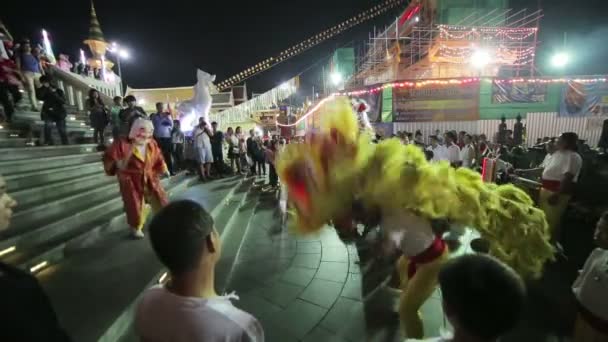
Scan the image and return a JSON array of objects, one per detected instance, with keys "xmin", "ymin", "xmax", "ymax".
[
  {"xmin": 118, "ymin": 179, "xmax": 587, "ymax": 342},
  {"xmin": 218, "ymin": 188, "xmax": 488, "ymax": 342},
  {"xmin": 219, "ymin": 185, "xmax": 585, "ymax": 342}
]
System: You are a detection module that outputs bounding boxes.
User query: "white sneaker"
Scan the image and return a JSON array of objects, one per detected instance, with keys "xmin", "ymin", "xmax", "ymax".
[{"xmin": 131, "ymin": 229, "xmax": 145, "ymax": 239}]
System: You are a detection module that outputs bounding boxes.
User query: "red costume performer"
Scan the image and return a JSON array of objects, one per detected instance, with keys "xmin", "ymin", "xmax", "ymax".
[{"xmin": 103, "ymin": 118, "xmax": 169, "ymax": 238}]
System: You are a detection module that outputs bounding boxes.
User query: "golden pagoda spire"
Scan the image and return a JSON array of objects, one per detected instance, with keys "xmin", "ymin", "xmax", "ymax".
[
  {"xmin": 84, "ymin": 1, "xmax": 108, "ymax": 59},
  {"xmin": 87, "ymin": 1, "xmax": 106, "ymax": 43},
  {"xmin": 83, "ymin": 1, "xmax": 113, "ymax": 70}
]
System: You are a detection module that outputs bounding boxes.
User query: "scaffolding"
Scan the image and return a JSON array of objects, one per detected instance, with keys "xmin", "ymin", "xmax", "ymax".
[{"xmin": 349, "ymin": 7, "xmax": 542, "ymax": 87}]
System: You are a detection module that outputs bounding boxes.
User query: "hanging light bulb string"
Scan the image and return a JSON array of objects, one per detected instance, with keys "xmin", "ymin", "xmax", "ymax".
[{"xmin": 217, "ymin": 0, "xmax": 408, "ymax": 90}]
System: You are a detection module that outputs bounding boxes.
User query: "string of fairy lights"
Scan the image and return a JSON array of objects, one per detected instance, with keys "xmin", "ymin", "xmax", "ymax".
[
  {"xmin": 438, "ymin": 25, "xmax": 537, "ymax": 41},
  {"xmin": 274, "ymin": 76, "xmax": 607, "ymax": 128},
  {"xmin": 437, "ymin": 45, "xmax": 536, "ymax": 65},
  {"xmin": 216, "ymin": 0, "xmax": 407, "ymax": 91},
  {"xmin": 340, "ymin": 77, "xmax": 608, "ymax": 96}
]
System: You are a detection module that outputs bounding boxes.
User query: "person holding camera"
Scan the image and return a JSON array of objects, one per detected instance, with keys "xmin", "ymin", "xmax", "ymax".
[
  {"xmin": 151, "ymin": 102, "xmax": 174, "ymax": 175},
  {"xmin": 39, "ymin": 75, "xmax": 68, "ymax": 145}
]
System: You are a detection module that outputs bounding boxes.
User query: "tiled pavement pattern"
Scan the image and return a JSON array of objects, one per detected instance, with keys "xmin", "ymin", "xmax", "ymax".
[
  {"xmin": 116, "ymin": 179, "xmax": 581, "ymax": 342},
  {"xmin": 221, "ymin": 189, "xmax": 574, "ymax": 342},
  {"xmin": 219, "ymin": 190, "xmax": 485, "ymax": 342}
]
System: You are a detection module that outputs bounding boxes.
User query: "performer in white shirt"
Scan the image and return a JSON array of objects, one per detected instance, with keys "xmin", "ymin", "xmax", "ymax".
[
  {"xmin": 384, "ymin": 210, "xmax": 449, "ymax": 339},
  {"xmin": 427, "ymin": 135, "xmax": 448, "ymax": 162},
  {"xmin": 538, "ymin": 133, "xmax": 582, "ymax": 242},
  {"xmin": 572, "ymin": 211, "xmax": 608, "ymax": 341}
]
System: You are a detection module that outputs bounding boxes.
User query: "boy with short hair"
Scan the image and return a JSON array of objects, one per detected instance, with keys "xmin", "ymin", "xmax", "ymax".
[
  {"xmin": 407, "ymin": 254, "xmax": 526, "ymax": 342},
  {"xmin": 135, "ymin": 200, "xmax": 264, "ymax": 342}
]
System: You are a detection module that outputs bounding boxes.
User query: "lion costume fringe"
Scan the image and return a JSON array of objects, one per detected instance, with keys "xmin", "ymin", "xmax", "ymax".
[
  {"xmin": 277, "ymin": 97, "xmax": 554, "ymax": 338},
  {"xmin": 277, "ymin": 96, "xmax": 554, "ymax": 279}
]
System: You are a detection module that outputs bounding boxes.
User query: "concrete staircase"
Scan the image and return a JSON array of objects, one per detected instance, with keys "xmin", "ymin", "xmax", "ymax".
[
  {"xmin": 0, "ymin": 80, "xmax": 275, "ymax": 341},
  {"xmin": 34, "ymin": 177, "xmax": 260, "ymax": 342},
  {"xmin": 0, "ymin": 112, "xmax": 265, "ymax": 341}
]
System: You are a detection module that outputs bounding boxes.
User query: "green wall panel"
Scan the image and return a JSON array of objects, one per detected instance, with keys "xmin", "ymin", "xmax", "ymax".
[{"xmin": 382, "ymin": 88, "xmax": 393, "ymax": 122}]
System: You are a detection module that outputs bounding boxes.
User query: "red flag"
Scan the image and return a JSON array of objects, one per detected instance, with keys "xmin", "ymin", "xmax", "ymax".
[{"xmin": 398, "ymin": 5, "xmax": 421, "ymax": 27}]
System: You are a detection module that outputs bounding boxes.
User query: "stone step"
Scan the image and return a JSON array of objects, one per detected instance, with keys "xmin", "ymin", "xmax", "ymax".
[
  {"xmin": 6, "ymin": 174, "xmax": 193, "ymax": 271},
  {"xmin": 39, "ymin": 177, "xmax": 248, "ymax": 342},
  {"xmin": 0, "ymin": 143, "xmax": 97, "ymax": 162},
  {"xmin": 12, "ymin": 117, "xmax": 90, "ymax": 130},
  {"xmin": 0, "ymin": 137, "xmax": 28, "ymax": 148},
  {"xmin": 5, "ymin": 161, "xmax": 104, "ymax": 192},
  {"xmin": 8, "ymin": 182, "xmax": 120, "ymax": 236},
  {"xmin": 11, "ymin": 173, "xmax": 116, "ymax": 211},
  {"xmin": 0, "ymin": 151, "xmax": 101, "ymax": 175},
  {"xmin": 15, "ymin": 110, "xmax": 88, "ymax": 123},
  {"xmin": 0, "ymin": 187, "xmax": 123, "ymax": 266},
  {"xmin": 0, "ymin": 128, "xmax": 23, "ymax": 139}
]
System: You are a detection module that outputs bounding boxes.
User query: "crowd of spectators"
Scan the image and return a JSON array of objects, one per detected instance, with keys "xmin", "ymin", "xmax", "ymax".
[{"xmin": 0, "ymin": 22, "xmax": 49, "ymax": 123}]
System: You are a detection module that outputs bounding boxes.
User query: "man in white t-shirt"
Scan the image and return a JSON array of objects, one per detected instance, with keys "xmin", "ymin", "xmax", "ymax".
[
  {"xmin": 135, "ymin": 200, "xmax": 264, "ymax": 342},
  {"xmin": 405, "ymin": 255, "xmax": 526, "ymax": 342},
  {"xmin": 192, "ymin": 118, "xmax": 214, "ymax": 181},
  {"xmin": 427, "ymin": 135, "xmax": 448, "ymax": 162},
  {"xmin": 444, "ymin": 131, "xmax": 461, "ymax": 167}
]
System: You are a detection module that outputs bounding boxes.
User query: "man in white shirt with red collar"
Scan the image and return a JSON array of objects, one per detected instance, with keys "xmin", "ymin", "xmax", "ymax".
[
  {"xmin": 135, "ymin": 200, "xmax": 264, "ymax": 342},
  {"xmin": 538, "ymin": 132, "xmax": 583, "ymax": 243}
]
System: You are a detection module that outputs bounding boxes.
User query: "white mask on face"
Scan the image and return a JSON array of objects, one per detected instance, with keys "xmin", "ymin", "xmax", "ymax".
[
  {"xmin": 0, "ymin": 176, "xmax": 17, "ymax": 231},
  {"xmin": 129, "ymin": 118, "xmax": 154, "ymax": 146}
]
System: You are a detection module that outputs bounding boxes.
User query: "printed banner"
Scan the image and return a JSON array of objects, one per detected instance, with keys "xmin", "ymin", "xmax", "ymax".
[
  {"xmin": 491, "ymin": 81, "xmax": 547, "ymax": 104},
  {"xmin": 352, "ymin": 88, "xmax": 381, "ymax": 123},
  {"xmin": 559, "ymin": 81, "xmax": 608, "ymax": 117},
  {"xmin": 393, "ymin": 82, "xmax": 480, "ymax": 122}
]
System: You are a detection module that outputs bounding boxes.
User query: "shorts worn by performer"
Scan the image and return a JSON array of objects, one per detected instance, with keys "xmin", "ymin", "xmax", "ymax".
[{"xmin": 382, "ymin": 210, "xmax": 448, "ymax": 339}]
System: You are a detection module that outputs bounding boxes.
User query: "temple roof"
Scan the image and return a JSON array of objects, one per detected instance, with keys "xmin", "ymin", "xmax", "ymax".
[{"xmin": 86, "ymin": 1, "xmax": 106, "ymax": 43}]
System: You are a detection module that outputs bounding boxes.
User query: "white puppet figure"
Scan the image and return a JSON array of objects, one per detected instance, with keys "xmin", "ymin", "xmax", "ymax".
[
  {"xmin": 177, "ymin": 69, "xmax": 216, "ymax": 131},
  {"xmin": 351, "ymin": 98, "xmax": 374, "ymax": 134}
]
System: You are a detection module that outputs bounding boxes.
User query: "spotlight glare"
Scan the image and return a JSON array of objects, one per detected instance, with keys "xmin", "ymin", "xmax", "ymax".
[
  {"xmin": 551, "ymin": 52, "xmax": 570, "ymax": 68},
  {"xmin": 470, "ymin": 49, "xmax": 492, "ymax": 69}
]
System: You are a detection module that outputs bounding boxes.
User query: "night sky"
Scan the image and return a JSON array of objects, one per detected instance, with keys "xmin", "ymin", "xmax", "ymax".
[{"xmin": 3, "ymin": 0, "xmax": 607, "ymax": 94}]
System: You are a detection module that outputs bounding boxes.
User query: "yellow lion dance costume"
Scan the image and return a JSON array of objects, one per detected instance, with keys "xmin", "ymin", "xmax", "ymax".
[{"xmin": 277, "ymin": 97, "xmax": 554, "ymax": 339}]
